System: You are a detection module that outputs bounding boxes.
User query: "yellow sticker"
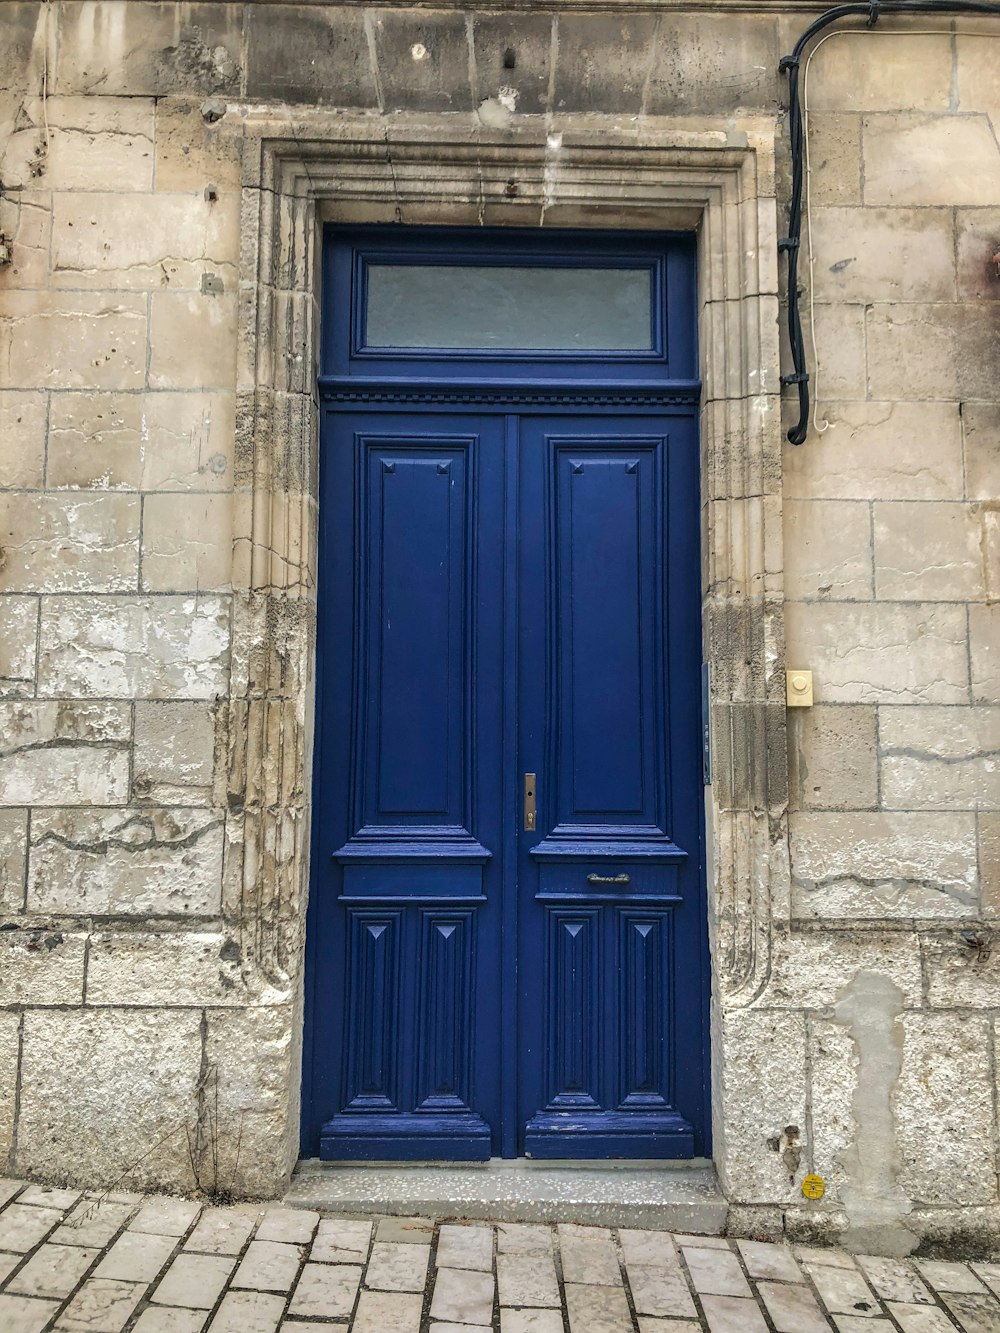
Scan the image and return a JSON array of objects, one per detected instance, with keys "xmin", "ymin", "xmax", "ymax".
[{"xmin": 801, "ymin": 1173, "xmax": 826, "ymax": 1200}]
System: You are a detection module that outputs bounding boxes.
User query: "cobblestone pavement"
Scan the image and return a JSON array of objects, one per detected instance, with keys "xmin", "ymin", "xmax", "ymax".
[{"xmin": 1, "ymin": 1179, "xmax": 1000, "ymax": 1333}]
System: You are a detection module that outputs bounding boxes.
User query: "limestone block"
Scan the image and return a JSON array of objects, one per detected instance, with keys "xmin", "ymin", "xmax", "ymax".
[
  {"xmin": 982, "ymin": 814, "xmax": 1000, "ymax": 919},
  {"xmin": 0, "ymin": 596, "xmax": 37, "ymax": 697},
  {"xmin": 809, "ymin": 304, "xmax": 867, "ymax": 401},
  {"xmin": 783, "ymin": 402, "xmax": 963, "ymax": 502},
  {"xmin": 0, "ymin": 494, "xmax": 139, "ymax": 593},
  {"xmin": 0, "ymin": 291, "xmax": 147, "ymax": 391},
  {"xmin": 52, "ymin": 192, "xmax": 239, "ymax": 291},
  {"xmin": 956, "ymin": 210, "xmax": 1000, "ymax": 301},
  {"xmin": 0, "ymin": 930, "xmax": 86, "ymax": 1006},
  {"xmin": 808, "ymin": 33, "xmax": 952, "ymax": 112},
  {"xmin": 27, "ymin": 807, "xmax": 224, "ymax": 916},
  {"xmin": 783, "ymin": 602, "xmax": 969, "ymax": 704},
  {"xmin": 54, "ymin": 3, "xmax": 241, "ymax": 96},
  {"xmin": 895, "ymin": 1013, "xmax": 998, "ymax": 1206},
  {"xmin": 37, "ymin": 594, "xmax": 230, "ymax": 699},
  {"xmin": 245, "ymin": 5, "xmax": 376, "ymax": 107},
  {"xmin": 0, "ymin": 96, "xmax": 155, "ymax": 192},
  {"xmin": 471, "ymin": 13, "xmax": 553, "ymax": 115},
  {"xmin": 0, "ymin": 1013, "xmax": 19, "ymax": 1169},
  {"xmin": 141, "ymin": 392, "xmax": 234, "ymax": 492},
  {"xmin": 715, "ymin": 1009, "xmax": 807, "ymax": 1203},
  {"xmin": 86, "ymin": 932, "xmax": 248, "ymax": 1006},
  {"xmin": 0, "ymin": 189, "xmax": 52, "ymax": 288},
  {"xmin": 556, "ymin": 15, "xmax": 658, "ymax": 115},
  {"xmin": 0, "ymin": 392, "xmax": 46, "ymax": 489},
  {"xmin": 880, "ymin": 706, "xmax": 1000, "ymax": 811},
  {"xmin": 0, "ymin": 809, "xmax": 27, "ymax": 913},
  {"xmin": 0, "ymin": 701, "xmax": 130, "ymax": 807},
  {"xmin": 874, "ymin": 502, "xmax": 985, "ymax": 602},
  {"xmin": 643, "ymin": 14, "xmax": 778, "ymax": 115},
  {"xmin": 924, "ymin": 936, "xmax": 1000, "ymax": 1008},
  {"xmin": 783, "ymin": 500, "xmax": 872, "ymax": 601},
  {"xmin": 154, "ymin": 99, "xmax": 242, "ymax": 194},
  {"xmin": 46, "ymin": 393, "xmax": 135, "ymax": 492},
  {"xmin": 805, "ymin": 114, "xmax": 862, "ymax": 207},
  {"xmin": 149, "ymin": 292, "xmax": 237, "ymax": 390},
  {"xmin": 133, "ymin": 701, "xmax": 216, "ymax": 805},
  {"xmin": 370, "ymin": 10, "xmax": 474, "ymax": 112},
  {"xmin": 141, "ymin": 494, "xmax": 234, "ymax": 592},
  {"xmin": 971, "ymin": 605, "xmax": 1000, "ymax": 704},
  {"xmin": 806, "ymin": 1017, "xmax": 856, "ymax": 1203},
  {"xmin": 962, "ymin": 403, "xmax": 1000, "ymax": 503},
  {"xmin": 864, "ymin": 114, "xmax": 1000, "ymax": 207},
  {"xmin": 203, "ymin": 1006, "xmax": 298, "ymax": 1197},
  {"xmin": 790, "ymin": 811, "xmax": 978, "ymax": 919},
  {"xmin": 786, "ymin": 705, "xmax": 877, "ymax": 812},
  {"xmin": 16, "ymin": 1009, "xmax": 203, "ymax": 1191},
  {"xmin": 956, "ymin": 34, "xmax": 1000, "ymax": 111},
  {"xmin": 764, "ymin": 928, "xmax": 922, "ymax": 1009},
  {"xmin": 809, "ymin": 207, "xmax": 956, "ymax": 304}
]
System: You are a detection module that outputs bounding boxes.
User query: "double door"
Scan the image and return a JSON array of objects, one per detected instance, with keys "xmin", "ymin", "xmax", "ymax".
[{"xmin": 302, "ymin": 404, "xmax": 708, "ymax": 1161}]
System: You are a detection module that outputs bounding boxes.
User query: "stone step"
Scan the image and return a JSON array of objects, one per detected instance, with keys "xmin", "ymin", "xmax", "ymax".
[{"xmin": 285, "ymin": 1158, "xmax": 728, "ymax": 1233}]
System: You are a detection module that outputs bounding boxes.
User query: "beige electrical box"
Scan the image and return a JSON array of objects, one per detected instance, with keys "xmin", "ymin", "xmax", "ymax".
[{"xmin": 786, "ymin": 669, "xmax": 813, "ymax": 707}]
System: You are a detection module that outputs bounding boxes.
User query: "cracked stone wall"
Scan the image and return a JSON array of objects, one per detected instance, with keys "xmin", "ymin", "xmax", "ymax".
[{"xmin": 0, "ymin": 2, "xmax": 998, "ymax": 1244}]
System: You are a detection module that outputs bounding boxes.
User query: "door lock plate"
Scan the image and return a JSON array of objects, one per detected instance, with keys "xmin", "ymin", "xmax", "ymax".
[{"xmin": 524, "ymin": 773, "xmax": 537, "ymax": 831}]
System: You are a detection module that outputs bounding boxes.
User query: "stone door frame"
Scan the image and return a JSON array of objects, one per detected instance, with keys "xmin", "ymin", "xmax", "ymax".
[{"xmin": 229, "ymin": 115, "xmax": 788, "ymax": 1186}]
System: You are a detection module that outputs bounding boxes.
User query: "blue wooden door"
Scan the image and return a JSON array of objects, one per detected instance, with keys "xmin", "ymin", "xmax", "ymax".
[{"xmin": 302, "ymin": 227, "xmax": 708, "ymax": 1162}]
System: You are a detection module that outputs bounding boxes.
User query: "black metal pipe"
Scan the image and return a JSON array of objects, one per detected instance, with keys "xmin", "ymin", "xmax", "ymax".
[{"xmin": 780, "ymin": 0, "xmax": 1000, "ymax": 444}]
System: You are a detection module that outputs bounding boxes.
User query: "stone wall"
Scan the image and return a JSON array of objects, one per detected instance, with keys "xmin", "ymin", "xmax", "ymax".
[{"xmin": 0, "ymin": 1, "xmax": 997, "ymax": 1247}]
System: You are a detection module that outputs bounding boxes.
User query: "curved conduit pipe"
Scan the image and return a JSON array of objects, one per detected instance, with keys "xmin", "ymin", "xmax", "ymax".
[{"xmin": 780, "ymin": 0, "xmax": 1000, "ymax": 444}]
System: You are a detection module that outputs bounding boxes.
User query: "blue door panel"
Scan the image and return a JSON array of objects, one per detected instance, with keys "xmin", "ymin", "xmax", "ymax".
[{"xmin": 302, "ymin": 228, "xmax": 708, "ymax": 1164}]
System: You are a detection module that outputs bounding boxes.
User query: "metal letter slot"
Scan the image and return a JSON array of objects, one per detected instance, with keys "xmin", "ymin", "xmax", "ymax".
[
  {"xmin": 524, "ymin": 773, "xmax": 536, "ymax": 831},
  {"xmin": 587, "ymin": 873, "xmax": 631, "ymax": 885}
]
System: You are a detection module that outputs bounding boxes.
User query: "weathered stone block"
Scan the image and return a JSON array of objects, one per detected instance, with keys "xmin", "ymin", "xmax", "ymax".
[
  {"xmin": 715, "ymin": 1009, "xmax": 807, "ymax": 1203},
  {"xmin": 149, "ymin": 292, "xmax": 237, "ymax": 390},
  {"xmin": 783, "ymin": 602, "xmax": 969, "ymax": 705},
  {"xmin": 786, "ymin": 705, "xmax": 877, "ymax": 812},
  {"xmin": 956, "ymin": 34, "xmax": 1000, "ymax": 111},
  {"xmin": 52, "ymin": 191, "xmax": 239, "ymax": 290},
  {"xmin": 0, "ymin": 701, "xmax": 130, "ymax": 807},
  {"xmin": 0, "ymin": 596, "xmax": 37, "ymax": 697},
  {"xmin": 783, "ymin": 500, "xmax": 872, "ymax": 600},
  {"xmin": 552, "ymin": 14, "xmax": 656, "ymax": 114},
  {"xmin": 981, "ymin": 814, "xmax": 1000, "ymax": 919},
  {"xmin": 880, "ymin": 706, "xmax": 1000, "ymax": 811},
  {"xmin": 764, "ymin": 928, "xmax": 922, "ymax": 1009},
  {"xmin": 141, "ymin": 494, "xmax": 233, "ymax": 592},
  {"xmin": 0, "ymin": 1012, "xmax": 19, "ymax": 1169},
  {"xmin": 0, "ymin": 930, "xmax": 86, "ymax": 1006},
  {"xmin": 86, "ymin": 932, "xmax": 247, "ymax": 1006},
  {"xmin": 140, "ymin": 392, "xmax": 235, "ymax": 492},
  {"xmin": 809, "ymin": 206, "xmax": 956, "ymax": 303},
  {"xmin": 246, "ymin": 6, "xmax": 376, "ymax": 107},
  {"xmin": 0, "ymin": 809, "xmax": 27, "ymax": 913},
  {"xmin": 808, "ymin": 32, "xmax": 952, "ymax": 113},
  {"xmin": 970, "ymin": 605, "xmax": 1000, "ymax": 704},
  {"xmin": 1, "ymin": 96, "xmax": 156, "ymax": 192},
  {"xmin": 133, "ymin": 701, "xmax": 216, "ymax": 805},
  {"xmin": 864, "ymin": 114, "xmax": 1000, "ymax": 207},
  {"xmin": 203, "ymin": 1006, "xmax": 298, "ymax": 1197},
  {"xmin": 37, "ymin": 594, "xmax": 230, "ymax": 699},
  {"xmin": 783, "ymin": 402, "xmax": 963, "ymax": 502},
  {"xmin": 956, "ymin": 209, "xmax": 1000, "ymax": 301},
  {"xmin": 0, "ymin": 494, "xmax": 139, "ymax": 593},
  {"xmin": 962, "ymin": 403, "xmax": 1000, "ymax": 503},
  {"xmin": 0, "ymin": 188, "xmax": 51, "ymax": 288},
  {"xmin": 0, "ymin": 291, "xmax": 147, "ymax": 391},
  {"xmin": 874, "ymin": 502, "xmax": 985, "ymax": 602},
  {"xmin": 16, "ymin": 1009, "xmax": 202, "ymax": 1191},
  {"xmin": 471, "ymin": 13, "xmax": 553, "ymax": 115},
  {"xmin": 790, "ymin": 811, "xmax": 978, "ymax": 919},
  {"xmin": 804, "ymin": 114, "xmax": 862, "ymax": 207},
  {"xmin": 806, "ymin": 1016, "xmax": 856, "ymax": 1204},
  {"xmin": 0, "ymin": 391, "xmax": 46, "ymax": 489},
  {"xmin": 644, "ymin": 14, "xmax": 778, "ymax": 115},
  {"xmin": 807, "ymin": 303, "xmax": 867, "ymax": 400},
  {"xmin": 27, "ymin": 807, "xmax": 224, "ymax": 916},
  {"xmin": 924, "ymin": 936, "xmax": 1000, "ymax": 1009},
  {"xmin": 47, "ymin": 392, "xmax": 143, "ymax": 491},
  {"xmin": 54, "ymin": 2, "xmax": 242, "ymax": 96},
  {"xmin": 370, "ymin": 10, "xmax": 473, "ymax": 112},
  {"xmin": 895, "ymin": 1013, "xmax": 998, "ymax": 1206},
  {"xmin": 154, "ymin": 99, "xmax": 242, "ymax": 194}
]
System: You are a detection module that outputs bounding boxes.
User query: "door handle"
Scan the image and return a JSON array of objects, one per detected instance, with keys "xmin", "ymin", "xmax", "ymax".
[{"xmin": 524, "ymin": 773, "xmax": 536, "ymax": 831}]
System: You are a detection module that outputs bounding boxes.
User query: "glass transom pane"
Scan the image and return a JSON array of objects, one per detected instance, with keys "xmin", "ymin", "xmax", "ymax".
[{"xmin": 364, "ymin": 263, "xmax": 654, "ymax": 352}]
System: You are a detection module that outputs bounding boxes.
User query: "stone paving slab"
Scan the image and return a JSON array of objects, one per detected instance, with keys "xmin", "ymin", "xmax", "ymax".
[{"xmin": 0, "ymin": 1178, "xmax": 998, "ymax": 1331}]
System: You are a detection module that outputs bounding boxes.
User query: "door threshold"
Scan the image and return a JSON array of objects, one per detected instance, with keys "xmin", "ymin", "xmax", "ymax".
[{"xmin": 285, "ymin": 1158, "xmax": 727, "ymax": 1233}]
